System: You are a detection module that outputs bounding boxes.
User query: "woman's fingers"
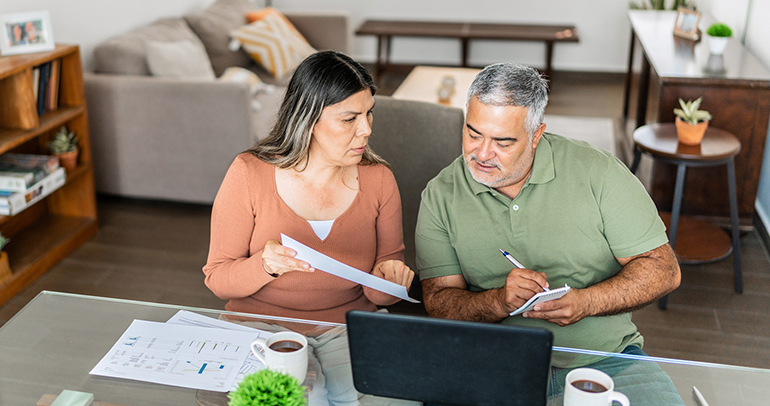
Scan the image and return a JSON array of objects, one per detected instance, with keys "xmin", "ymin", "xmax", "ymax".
[{"xmin": 262, "ymin": 240, "xmax": 314, "ymax": 276}]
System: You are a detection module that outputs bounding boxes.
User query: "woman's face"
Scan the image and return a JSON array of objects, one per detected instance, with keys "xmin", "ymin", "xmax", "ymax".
[{"xmin": 309, "ymin": 89, "xmax": 374, "ymax": 167}]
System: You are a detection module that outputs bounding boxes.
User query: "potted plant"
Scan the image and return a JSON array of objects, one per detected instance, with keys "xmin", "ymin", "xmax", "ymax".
[
  {"xmin": 228, "ymin": 369, "xmax": 307, "ymax": 406},
  {"xmin": 48, "ymin": 126, "xmax": 79, "ymax": 171},
  {"xmin": 706, "ymin": 23, "xmax": 732, "ymax": 55},
  {"xmin": 673, "ymin": 97, "xmax": 712, "ymax": 145},
  {"xmin": 0, "ymin": 233, "xmax": 11, "ymax": 284}
]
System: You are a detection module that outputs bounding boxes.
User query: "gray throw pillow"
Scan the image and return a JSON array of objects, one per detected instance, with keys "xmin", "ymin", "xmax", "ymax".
[
  {"xmin": 145, "ymin": 40, "xmax": 216, "ymax": 80},
  {"xmin": 184, "ymin": 0, "xmax": 261, "ymax": 76}
]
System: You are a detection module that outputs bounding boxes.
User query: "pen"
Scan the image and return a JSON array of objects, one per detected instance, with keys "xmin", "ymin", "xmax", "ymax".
[
  {"xmin": 692, "ymin": 386, "xmax": 709, "ymax": 406},
  {"xmin": 499, "ymin": 249, "xmax": 548, "ymax": 291}
]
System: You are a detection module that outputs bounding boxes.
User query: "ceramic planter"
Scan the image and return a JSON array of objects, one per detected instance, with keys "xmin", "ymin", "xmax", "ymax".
[
  {"xmin": 0, "ymin": 251, "xmax": 11, "ymax": 284},
  {"xmin": 708, "ymin": 35, "xmax": 729, "ymax": 55},
  {"xmin": 57, "ymin": 148, "xmax": 79, "ymax": 172},
  {"xmin": 675, "ymin": 117, "xmax": 709, "ymax": 145}
]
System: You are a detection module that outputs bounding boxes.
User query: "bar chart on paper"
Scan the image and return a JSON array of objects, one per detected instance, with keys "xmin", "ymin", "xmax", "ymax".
[{"xmin": 90, "ymin": 320, "xmax": 258, "ymax": 392}]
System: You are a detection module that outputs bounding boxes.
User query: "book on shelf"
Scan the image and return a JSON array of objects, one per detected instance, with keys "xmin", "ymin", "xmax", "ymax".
[
  {"xmin": 0, "ymin": 153, "xmax": 60, "ymax": 192},
  {"xmin": 0, "ymin": 167, "xmax": 66, "ymax": 216},
  {"xmin": 33, "ymin": 67, "xmax": 40, "ymax": 103}
]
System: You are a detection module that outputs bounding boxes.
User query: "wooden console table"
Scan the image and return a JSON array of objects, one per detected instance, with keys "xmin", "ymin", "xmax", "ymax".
[
  {"xmin": 355, "ymin": 20, "xmax": 579, "ymax": 79},
  {"xmin": 621, "ymin": 11, "xmax": 770, "ymax": 222}
]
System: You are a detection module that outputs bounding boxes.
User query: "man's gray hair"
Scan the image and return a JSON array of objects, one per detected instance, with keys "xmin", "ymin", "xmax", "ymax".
[{"xmin": 466, "ymin": 63, "xmax": 549, "ymax": 136}]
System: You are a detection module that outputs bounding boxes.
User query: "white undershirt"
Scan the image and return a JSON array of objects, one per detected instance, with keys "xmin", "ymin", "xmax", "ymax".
[{"xmin": 307, "ymin": 219, "xmax": 335, "ymax": 240}]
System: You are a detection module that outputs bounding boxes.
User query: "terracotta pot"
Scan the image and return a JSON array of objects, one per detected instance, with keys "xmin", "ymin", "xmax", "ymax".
[
  {"xmin": 0, "ymin": 251, "xmax": 11, "ymax": 284},
  {"xmin": 57, "ymin": 148, "xmax": 79, "ymax": 172},
  {"xmin": 675, "ymin": 117, "xmax": 708, "ymax": 146}
]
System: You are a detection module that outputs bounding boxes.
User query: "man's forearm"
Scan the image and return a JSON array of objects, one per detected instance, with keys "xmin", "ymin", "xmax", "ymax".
[
  {"xmin": 584, "ymin": 244, "xmax": 680, "ymax": 317},
  {"xmin": 423, "ymin": 283, "xmax": 509, "ymax": 323}
]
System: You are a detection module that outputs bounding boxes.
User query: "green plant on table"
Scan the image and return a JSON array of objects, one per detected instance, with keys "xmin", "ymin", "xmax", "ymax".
[
  {"xmin": 0, "ymin": 233, "xmax": 8, "ymax": 251},
  {"xmin": 629, "ymin": 0, "xmax": 697, "ymax": 10},
  {"xmin": 706, "ymin": 23, "xmax": 733, "ymax": 37},
  {"xmin": 228, "ymin": 369, "xmax": 306, "ymax": 406},
  {"xmin": 48, "ymin": 126, "xmax": 78, "ymax": 154},
  {"xmin": 673, "ymin": 97, "xmax": 712, "ymax": 125}
]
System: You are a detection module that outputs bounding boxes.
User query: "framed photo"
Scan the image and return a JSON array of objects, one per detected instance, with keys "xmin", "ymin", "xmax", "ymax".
[
  {"xmin": 1, "ymin": 11, "xmax": 55, "ymax": 56},
  {"xmin": 673, "ymin": 7, "xmax": 701, "ymax": 41}
]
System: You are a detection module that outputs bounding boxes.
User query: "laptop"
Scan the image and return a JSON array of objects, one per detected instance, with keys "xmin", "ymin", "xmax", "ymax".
[{"xmin": 346, "ymin": 310, "xmax": 553, "ymax": 406}]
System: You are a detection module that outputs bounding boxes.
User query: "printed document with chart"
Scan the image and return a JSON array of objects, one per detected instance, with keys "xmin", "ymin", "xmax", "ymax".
[{"xmin": 90, "ymin": 319, "xmax": 266, "ymax": 392}]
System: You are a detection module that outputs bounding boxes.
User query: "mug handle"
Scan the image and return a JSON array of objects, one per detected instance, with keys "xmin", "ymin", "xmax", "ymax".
[
  {"xmin": 251, "ymin": 338, "xmax": 268, "ymax": 364},
  {"xmin": 610, "ymin": 391, "xmax": 630, "ymax": 406}
]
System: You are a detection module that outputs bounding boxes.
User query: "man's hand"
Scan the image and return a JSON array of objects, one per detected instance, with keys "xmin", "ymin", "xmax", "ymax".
[
  {"xmin": 498, "ymin": 268, "xmax": 550, "ymax": 314},
  {"xmin": 522, "ymin": 289, "xmax": 592, "ymax": 326}
]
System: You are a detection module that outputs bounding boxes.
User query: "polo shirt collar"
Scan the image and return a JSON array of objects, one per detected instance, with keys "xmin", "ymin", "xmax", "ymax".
[{"xmin": 463, "ymin": 133, "xmax": 556, "ymax": 195}]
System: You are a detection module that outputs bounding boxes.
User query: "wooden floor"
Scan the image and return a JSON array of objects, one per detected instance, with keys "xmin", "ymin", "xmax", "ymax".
[{"xmin": 0, "ymin": 67, "xmax": 768, "ymax": 370}]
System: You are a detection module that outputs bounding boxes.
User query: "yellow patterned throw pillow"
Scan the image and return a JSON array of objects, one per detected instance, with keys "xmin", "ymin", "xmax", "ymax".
[{"xmin": 230, "ymin": 8, "xmax": 316, "ymax": 79}]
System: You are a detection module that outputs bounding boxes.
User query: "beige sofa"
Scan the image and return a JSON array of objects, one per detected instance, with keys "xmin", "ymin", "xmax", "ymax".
[{"xmin": 85, "ymin": 0, "xmax": 349, "ymax": 203}]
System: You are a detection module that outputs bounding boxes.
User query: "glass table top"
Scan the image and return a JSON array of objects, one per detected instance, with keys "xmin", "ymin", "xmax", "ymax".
[{"xmin": 1, "ymin": 291, "xmax": 768, "ymax": 406}]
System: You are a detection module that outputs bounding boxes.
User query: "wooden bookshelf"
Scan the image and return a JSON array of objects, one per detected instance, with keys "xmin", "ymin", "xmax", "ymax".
[{"xmin": 0, "ymin": 44, "xmax": 97, "ymax": 306}]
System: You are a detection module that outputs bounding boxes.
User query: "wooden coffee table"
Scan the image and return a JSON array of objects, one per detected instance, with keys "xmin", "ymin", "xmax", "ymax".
[{"xmin": 392, "ymin": 66, "xmax": 481, "ymax": 111}]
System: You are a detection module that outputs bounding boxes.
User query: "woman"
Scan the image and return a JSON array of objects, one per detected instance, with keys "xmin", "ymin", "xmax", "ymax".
[{"xmin": 203, "ymin": 50, "xmax": 414, "ymax": 324}]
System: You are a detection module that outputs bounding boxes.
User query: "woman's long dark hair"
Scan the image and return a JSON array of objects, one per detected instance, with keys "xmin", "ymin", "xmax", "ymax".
[{"xmin": 247, "ymin": 50, "xmax": 388, "ymax": 168}]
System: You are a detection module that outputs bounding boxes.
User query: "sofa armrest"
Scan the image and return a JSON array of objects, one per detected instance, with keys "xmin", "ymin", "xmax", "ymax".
[
  {"xmin": 285, "ymin": 12, "xmax": 350, "ymax": 54},
  {"xmin": 84, "ymin": 73, "xmax": 252, "ymax": 203}
]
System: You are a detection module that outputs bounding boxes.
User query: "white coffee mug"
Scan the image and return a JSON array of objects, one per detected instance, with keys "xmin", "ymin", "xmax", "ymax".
[
  {"xmin": 564, "ymin": 368, "xmax": 630, "ymax": 406},
  {"xmin": 251, "ymin": 331, "xmax": 308, "ymax": 383}
]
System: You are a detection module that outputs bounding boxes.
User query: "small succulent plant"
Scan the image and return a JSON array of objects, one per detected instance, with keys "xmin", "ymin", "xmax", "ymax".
[
  {"xmin": 673, "ymin": 98, "xmax": 712, "ymax": 126},
  {"xmin": 0, "ymin": 233, "xmax": 8, "ymax": 251},
  {"xmin": 228, "ymin": 369, "xmax": 306, "ymax": 406},
  {"xmin": 48, "ymin": 126, "xmax": 78, "ymax": 154}
]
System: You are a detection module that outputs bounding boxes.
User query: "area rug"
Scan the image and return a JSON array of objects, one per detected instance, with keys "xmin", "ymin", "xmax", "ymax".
[{"xmin": 543, "ymin": 114, "xmax": 616, "ymax": 156}]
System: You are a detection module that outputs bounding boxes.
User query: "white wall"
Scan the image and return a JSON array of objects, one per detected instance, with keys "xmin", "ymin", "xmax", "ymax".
[
  {"xmin": 3, "ymin": 0, "xmax": 632, "ymax": 73},
  {"xmin": 279, "ymin": 0, "xmax": 631, "ymax": 72},
  {"xmin": 2, "ymin": 0, "xmax": 217, "ymax": 70},
  {"xmin": 741, "ymin": 0, "xmax": 770, "ymax": 230}
]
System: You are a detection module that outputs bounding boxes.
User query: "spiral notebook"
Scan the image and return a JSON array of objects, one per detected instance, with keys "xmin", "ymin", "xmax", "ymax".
[{"xmin": 509, "ymin": 284, "xmax": 572, "ymax": 316}]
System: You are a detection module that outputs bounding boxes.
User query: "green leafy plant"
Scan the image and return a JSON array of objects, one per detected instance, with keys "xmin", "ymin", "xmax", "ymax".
[
  {"xmin": 673, "ymin": 97, "xmax": 712, "ymax": 125},
  {"xmin": 706, "ymin": 23, "xmax": 733, "ymax": 37},
  {"xmin": 0, "ymin": 233, "xmax": 8, "ymax": 251},
  {"xmin": 228, "ymin": 369, "xmax": 306, "ymax": 406},
  {"xmin": 629, "ymin": 0, "xmax": 696, "ymax": 10},
  {"xmin": 48, "ymin": 126, "xmax": 78, "ymax": 154}
]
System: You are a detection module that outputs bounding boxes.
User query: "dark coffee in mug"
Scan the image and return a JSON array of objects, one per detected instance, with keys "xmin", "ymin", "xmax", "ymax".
[
  {"xmin": 571, "ymin": 379, "xmax": 608, "ymax": 393},
  {"xmin": 269, "ymin": 340, "xmax": 304, "ymax": 353}
]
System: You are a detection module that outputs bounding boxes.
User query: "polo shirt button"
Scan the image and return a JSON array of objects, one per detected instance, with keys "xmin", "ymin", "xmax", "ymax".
[{"xmin": 513, "ymin": 205, "xmax": 519, "ymax": 211}]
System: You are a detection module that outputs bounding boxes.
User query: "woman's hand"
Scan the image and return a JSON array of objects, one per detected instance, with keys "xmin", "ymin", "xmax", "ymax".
[
  {"xmin": 261, "ymin": 240, "xmax": 314, "ymax": 277},
  {"xmin": 372, "ymin": 260, "xmax": 415, "ymax": 290}
]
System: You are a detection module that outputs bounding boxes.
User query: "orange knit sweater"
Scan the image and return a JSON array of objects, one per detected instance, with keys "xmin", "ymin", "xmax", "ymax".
[{"xmin": 203, "ymin": 153, "xmax": 405, "ymax": 323}]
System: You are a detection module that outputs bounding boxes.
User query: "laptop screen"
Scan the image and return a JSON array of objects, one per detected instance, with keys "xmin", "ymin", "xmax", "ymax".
[{"xmin": 346, "ymin": 311, "xmax": 553, "ymax": 406}]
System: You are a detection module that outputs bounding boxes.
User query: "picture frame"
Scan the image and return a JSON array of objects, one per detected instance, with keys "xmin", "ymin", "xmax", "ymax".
[
  {"xmin": 0, "ymin": 11, "xmax": 55, "ymax": 56},
  {"xmin": 673, "ymin": 7, "xmax": 701, "ymax": 41}
]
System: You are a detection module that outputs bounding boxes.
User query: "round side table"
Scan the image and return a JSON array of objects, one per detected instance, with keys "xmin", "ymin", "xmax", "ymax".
[{"xmin": 629, "ymin": 123, "xmax": 742, "ymax": 309}]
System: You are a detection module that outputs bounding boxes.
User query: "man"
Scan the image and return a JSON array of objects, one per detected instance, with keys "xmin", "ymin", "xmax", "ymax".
[{"xmin": 415, "ymin": 63, "xmax": 683, "ymax": 404}]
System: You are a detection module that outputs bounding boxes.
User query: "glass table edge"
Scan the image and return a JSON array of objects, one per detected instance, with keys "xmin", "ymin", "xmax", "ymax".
[{"xmin": 16, "ymin": 291, "xmax": 770, "ymax": 375}]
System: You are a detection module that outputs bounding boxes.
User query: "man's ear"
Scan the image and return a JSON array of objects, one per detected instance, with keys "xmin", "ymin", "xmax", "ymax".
[{"xmin": 531, "ymin": 123, "xmax": 546, "ymax": 149}]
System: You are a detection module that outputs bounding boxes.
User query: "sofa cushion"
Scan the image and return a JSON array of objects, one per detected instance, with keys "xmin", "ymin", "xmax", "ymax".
[
  {"xmin": 93, "ymin": 18, "xmax": 202, "ymax": 75},
  {"xmin": 184, "ymin": 0, "xmax": 261, "ymax": 76},
  {"xmin": 231, "ymin": 8, "xmax": 316, "ymax": 79},
  {"xmin": 145, "ymin": 40, "xmax": 216, "ymax": 79}
]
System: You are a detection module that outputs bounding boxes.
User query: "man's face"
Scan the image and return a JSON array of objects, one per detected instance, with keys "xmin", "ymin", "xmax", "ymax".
[
  {"xmin": 462, "ymin": 96, "xmax": 545, "ymax": 194},
  {"xmin": 25, "ymin": 22, "xmax": 36, "ymax": 39}
]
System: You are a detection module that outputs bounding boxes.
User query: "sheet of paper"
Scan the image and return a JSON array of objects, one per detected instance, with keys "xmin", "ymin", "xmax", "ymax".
[
  {"xmin": 509, "ymin": 285, "xmax": 572, "ymax": 316},
  {"xmin": 281, "ymin": 233, "xmax": 420, "ymax": 303},
  {"xmin": 165, "ymin": 310, "xmax": 272, "ymax": 391},
  {"xmin": 90, "ymin": 319, "xmax": 261, "ymax": 392}
]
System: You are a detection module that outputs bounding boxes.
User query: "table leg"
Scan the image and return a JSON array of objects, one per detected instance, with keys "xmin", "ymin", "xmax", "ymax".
[
  {"xmin": 659, "ymin": 163, "xmax": 687, "ymax": 310},
  {"xmin": 629, "ymin": 146, "xmax": 642, "ymax": 174},
  {"xmin": 545, "ymin": 41, "xmax": 554, "ymax": 80},
  {"xmin": 622, "ymin": 31, "xmax": 636, "ymax": 120},
  {"xmin": 461, "ymin": 38, "xmax": 469, "ymax": 67},
  {"xmin": 727, "ymin": 159, "xmax": 743, "ymax": 293},
  {"xmin": 635, "ymin": 54, "xmax": 650, "ymax": 130},
  {"xmin": 375, "ymin": 35, "xmax": 384, "ymax": 79}
]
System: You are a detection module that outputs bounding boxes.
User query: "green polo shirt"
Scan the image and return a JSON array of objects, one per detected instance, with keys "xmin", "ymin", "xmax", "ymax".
[{"xmin": 415, "ymin": 133, "xmax": 668, "ymax": 368}]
